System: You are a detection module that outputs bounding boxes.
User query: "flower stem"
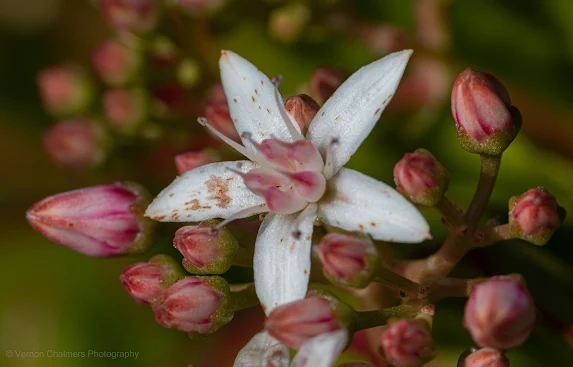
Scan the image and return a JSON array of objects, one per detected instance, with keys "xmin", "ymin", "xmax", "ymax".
[
  {"xmin": 355, "ymin": 303, "xmax": 426, "ymax": 331},
  {"xmin": 374, "ymin": 267, "xmax": 428, "ymax": 299},
  {"xmin": 435, "ymin": 196, "xmax": 464, "ymax": 229},
  {"xmin": 233, "ymin": 247, "xmax": 254, "ymax": 267},
  {"xmin": 464, "ymin": 155, "xmax": 502, "ymax": 233},
  {"xmin": 229, "ymin": 284, "xmax": 259, "ymax": 311}
]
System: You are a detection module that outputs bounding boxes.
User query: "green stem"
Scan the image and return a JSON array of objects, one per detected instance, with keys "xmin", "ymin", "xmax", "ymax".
[
  {"xmin": 355, "ymin": 303, "xmax": 426, "ymax": 331},
  {"xmin": 229, "ymin": 284, "xmax": 259, "ymax": 311},
  {"xmin": 233, "ymin": 247, "xmax": 254, "ymax": 267},
  {"xmin": 473, "ymin": 224, "xmax": 511, "ymax": 248},
  {"xmin": 374, "ymin": 267, "xmax": 428, "ymax": 299},
  {"xmin": 464, "ymin": 155, "xmax": 502, "ymax": 233},
  {"xmin": 435, "ymin": 196, "xmax": 465, "ymax": 229}
]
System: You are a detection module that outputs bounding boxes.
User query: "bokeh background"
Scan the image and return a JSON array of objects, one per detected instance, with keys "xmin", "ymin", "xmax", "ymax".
[{"xmin": 1, "ymin": 0, "xmax": 572, "ymax": 366}]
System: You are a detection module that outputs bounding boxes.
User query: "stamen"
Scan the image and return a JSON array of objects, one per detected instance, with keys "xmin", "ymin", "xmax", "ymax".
[
  {"xmin": 323, "ymin": 138, "xmax": 339, "ymax": 179},
  {"xmin": 273, "ymin": 86, "xmax": 304, "ymax": 142},
  {"xmin": 216, "ymin": 204, "xmax": 269, "ymax": 229},
  {"xmin": 271, "ymin": 75, "xmax": 283, "ymax": 87},
  {"xmin": 291, "ymin": 203, "xmax": 317, "ymax": 239}
]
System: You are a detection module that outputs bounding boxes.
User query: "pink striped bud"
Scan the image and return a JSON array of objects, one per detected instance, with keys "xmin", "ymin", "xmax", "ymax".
[
  {"xmin": 317, "ymin": 233, "xmax": 379, "ymax": 288},
  {"xmin": 120, "ymin": 254, "xmax": 184, "ymax": 304},
  {"xmin": 380, "ymin": 318, "xmax": 435, "ymax": 367},
  {"xmin": 265, "ymin": 291, "xmax": 357, "ymax": 350},
  {"xmin": 98, "ymin": 0, "xmax": 157, "ymax": 33},
  {"xmin": 508, "ymin": 187, "xmax": 566, "ymax": 246},
  {"xmin": 202, "ymin": 99, "xmax": 241, "ymax": 143},
  {"xmin": 464, "ymin": 277, "xmax": 535, "ymax": 349},
  {"xmin": 43, "ymin": 119, "xmax": 108, "ymax": 169},
  {"xmin": 174, "ymin": 150, "xmax": 220, "ymax": 174},
  {"xmin": 37, "ymin": 65, "xmax": 93, "ymax": 116},
  {"xmin": 103, "ymin": 88, "xmax": 147, "ymax": 133},
  {"xmin": 393, "ymin": 148, "xmax": 449, "ymax": 206},
  {"xmin": 451, "ymin": 68, "xmax": 521, "ymax": 156},
  {"xmin": 459, "ymin": 348, "xmax": 509, "ymax": 367},
  {"xmin": 285, "ymin": 94, "xmax": 320, "ymax": 135},
  {"xmin": 174, "ymin": 221, "xmax": 239, "ymax": 275},
  {"xmin": 92, "ymin": 40, "xmax": 142, "ymax": 86},
  {"xmin": 26, "ymin": 182, "xmax": 155, "ymax": 257},
  {"xmin": 310, "ymin": 67, "xmax": 346, "ymax": 104},
  {"xmin": 152, "ymin": 276, "xmax": 233, "ymax": 337}
]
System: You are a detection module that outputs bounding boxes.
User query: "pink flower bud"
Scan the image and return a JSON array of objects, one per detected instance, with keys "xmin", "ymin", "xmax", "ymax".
[
  {"xmin": 174, "ymin": 221, "xmax": 239, "ymax": 275},
  {"xmin": 120, "ymin": 254, "xmax": 184, "ymax": 304},
  {"xmin": 393, "ymin": 148, "xmax": 449, "ymax": 206},
  {"xmin": 174, "ymin": 150, "xmax": 220, "ymax": 174},
  {"xmin": 202, "ymin": 99, "xmax": 241, "ymax": 143},
  {"xmin": 317, "ymin": 233, "xmax": 379, "ymax": 288},
  {"xmin": 92, "ymin": 40, "xmax": 142, "ymax": 86},
  {"xmin": 176, "ymin": 0, "xmax": 225, "ymax": 14},
  {"xmin": 310, "ymin": 67, "xmax": 346, "ymax": 104},
  {"xmin": 265, "ymin": 296, "xmax": 341, "ymax": 350},
  {"xmin": 508, "ymin": 187, "xmax": 566, "ymax": 246},
  {"xmin": 98, "ymin": 0, "xmax": 157, "ymax": 33},
  {"xmin": 43, "ymin": 119, "xmax": 108, "ymax": 169},
  {"xmin": 152, "ymin": 276, "xmax": 233, "ymax": 336},
  {"xmin": 459, "ymin": 348, "xmax": 509, "ymax": 367},
  {"xmin": 451, "ymin": 68, "xmax": 521, "ymax": 156},
  {"xmin": 464, "ymin": 278, "xmax": 535, "ymax": 349},
  {"xmin": 26, "ymin": 182, "xmax": 155, "ymax": 257},
  {"xmin": 380, "ymin": 319, "xmax": 435, "ymax": 367},
  {"xmin": 103, "ymin": 88, "xmax": 147, "ymax": 133},
  {"xmin": 285, "ymin": 94, "xmax": 320, "ymax": 135},
  {"xmin": 37, "ymin": 65, "xmax": 93, "ymax": 116}
]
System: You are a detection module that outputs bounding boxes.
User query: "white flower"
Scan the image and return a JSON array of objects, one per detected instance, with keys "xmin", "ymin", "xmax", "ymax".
[{"xmin": 145, "ymin": 49, "xmax": 430, "ymax": 314}]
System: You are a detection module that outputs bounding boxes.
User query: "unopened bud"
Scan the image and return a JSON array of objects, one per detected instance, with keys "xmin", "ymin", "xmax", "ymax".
[
  {"xmin": 37, "ymin": 65, "xmax": 93, "ymax": 116},
  {"xmin": 285, "ymin": 94, "xmax": 319, "ymax": 135},
  {"xmin": 202, "ymin": 99, "xmax": 240, "ymax": 143},
  {"xmin": 380, "ymin": 318, "xmax": 436, "ymax": 367},
  {"xmin": 310, "ymin": 67, "xmax": 346, "ymax": 104},
  {"xmin": 269, "ymin": 4, "xmax": 310, "ymax": 43},
  {"xmin": 451, "ymin": 68, "xmax": 521, "ymax": 156},
  {"xmin": 459, "ymin": 348, "xmax": 509, "ymax": 367},
  {"xmin": 265, "ymin": 291, "xmax": 356, "ymax": 350},
  {"xmin": 317, "ymin": 233, "xmax": 379, "ymax": 288},
  {"xmin": 175, "ymin": 0, "xmax": 225, "ymax": 14},
  {"xmin": 393, "ymin": 148, "xmax": 449, "ymax": 206},
  {"xmin": 120, "ymin": 254, "xmax": 184, "ymax": 304},
  {"xmin": 43, "ymin": 119, "xmax": 108, "ymax": 169},
  {"xmin": 103, "ymin": 88, "xmax": 148, "ymax": 133},
  {"xmin": 174, "ymin": 221, "xmax": 239, "ymax": 274},
  {"xmin": 152, "ymin": 276, "xmax": 234, "ymax": 337},
  {"xmin": 92, "ymin": 40, "xmax": 142, "ymax": 86},
  {"xmin": 464, "ymin": 277, "xmax": 535, "ymax": 349},
  {"xmin": 508, "ymin": 187, "xmax": 566, "ymax": 246},
  {"xmin": 174, "ymin": 150, "xmax": 220, "ymax": 174},
  {"xmin": 98, "ymin": 0, "xmax": 158, "ymax": 33},
  {"xmin": 26, "ymin": 182, "xmax": 155, "ymax": 257}
]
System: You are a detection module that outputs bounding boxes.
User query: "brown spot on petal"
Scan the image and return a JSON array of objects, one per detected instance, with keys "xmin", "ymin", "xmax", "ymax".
[
  {"xmin": 359, "ymin": 224, "xmax": 365, "ymax": 230},
  {"xmin": 233, "ymin": 98, "xmax": 238, "ymax": 103},
  {"xmin": 370, "ymin": 222, "xmax": 376, "ymax": 227},
  {"xmin": 153, "ymin": 215, "xmax": 166, "ymax": 220},
  {"xmin": 187, "ymin": 199, "xmax": 211, "ymax": 210},
  {"xmin": 290, "ymin": 241, "xmax": 296, "ymax": 252},
  {"xmin": 304, "ymin": 269, "xmax": 308, "ymax": 275},
  {"xmin": 236, "ymin": 162, "xmax": 244, "ymax": 169},
  {"xmin": 205, "ymin": 175, "xmax": 232, "ymax": 208},
  {"xmin": 374, "ymin": 107, "xmax": 381, "ymax": 116},
  {"xmin": 252, "ymin": 96, "xmax": 256, "ymax": 103},
  {"xmin": 169, "ymin": 193, "xmax": 174, "ymax": 197}
]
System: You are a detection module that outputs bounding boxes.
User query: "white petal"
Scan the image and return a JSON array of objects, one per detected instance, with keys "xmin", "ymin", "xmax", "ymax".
[
  {"xmin": 234, "ymin": 331, "xmax": 290, "ymax": 367},
  {"xmin": 307, "ymin": 50, "xmax": 413, "ymax": 177},
  {"xmin": 290, "ymin": 329, "xmax": 348, "ymax": 367},
  {"xmin": 145, "ymin": 161, "xmax": 265, "ymax": 222},
  {"xmin": 220, "ymin": 51, "xmax": 296, "ymax": 150},
  {"xmin": 318, "ymin": 168, "xmax": 431, "ymax": 243},
  {"xmin": 254, "ymin": 213, "xmax": 315, "ymax": 314}
]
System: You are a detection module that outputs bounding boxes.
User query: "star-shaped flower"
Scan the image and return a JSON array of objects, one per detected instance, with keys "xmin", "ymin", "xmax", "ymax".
[{"xmin": 145, "ymin": 49, "xmax": 430, "ymax": 315}]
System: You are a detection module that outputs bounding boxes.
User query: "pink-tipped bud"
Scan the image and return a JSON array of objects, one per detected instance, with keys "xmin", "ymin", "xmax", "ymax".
[
  {"xmin": 98, "ymin": 0, "xmax": 158, "ymax": 33},
  {"xmin": 176, "ymin": 0, "xmax": 225, "ymax": 14},
  {"xmin": 26, "ymin": 182, "xmax": 155, "ymax": 257},
  {"xmin": 285, "ymin": 94, "xmax": 320, "ymax": 135},
  {"xmin": 317, "ymin": 233, "xmax": 379, "ymax": 288},
  {"xmin": 451, "ymin": 68, "xmax": 521, "ymax": 156},
  {"xmin": 37, "ymin": 65, "xmax": 93, "ymax": 117},
  {"xmin": 459, "ymin": 348, "xmax": 509, "ymax": 367},
  {"xmin": 380, "ymin": 319, "xmax": 436, "ymax": 367},
  {"xmin": 265, "ymin": 291, "xmax": 357, "ymax": 350},
  {"xmin": 43, "ymin": 119, "xmax": 108, "ymax": 169},
  {"xmin": 393, "ymin": 148, "xmax": 449, "ymax": 206},
  {"xmin": 174, "ymin": 150, "xmax": 220, "ymax": 174},
  {"xmin": 174, "ymin": 221, "xmax": 239, "ymax": 275},
  {"xmin": 92, "ymin": 40, "xmax": 142, "ymax": 86},
  {"xmin": 464, "ymin": 277, "xmax": 535, "ymax": 349},
  {"xmin": 310, "ymin": 67, "xmax": 346, "ymax": 104},
  {"xmin": 202, "ymin": 97, "xmax": 241, "ymax": 143},
  {"xmin": 120, "ymin": 254, "xmax": 185, "ymax": 305},
  {"xmin": 269, "ymin": 4, "xmax": 310, "ymax": 43},
  {"xmin": 508, "ymin": 187, "xmax": 566, "ymax": 246},
  {"xmin": 103, "ymin": 88, "xmax": 147, "ymax": 133},
  {"xmin": 152, "ymin": 276, "xmax": 234, "ymax": 337}
]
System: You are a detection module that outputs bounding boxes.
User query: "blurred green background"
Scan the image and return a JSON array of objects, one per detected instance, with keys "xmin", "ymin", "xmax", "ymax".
[{"xmin": 1, "ymin": 0, "xmax": 572, "ymax": 366}]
